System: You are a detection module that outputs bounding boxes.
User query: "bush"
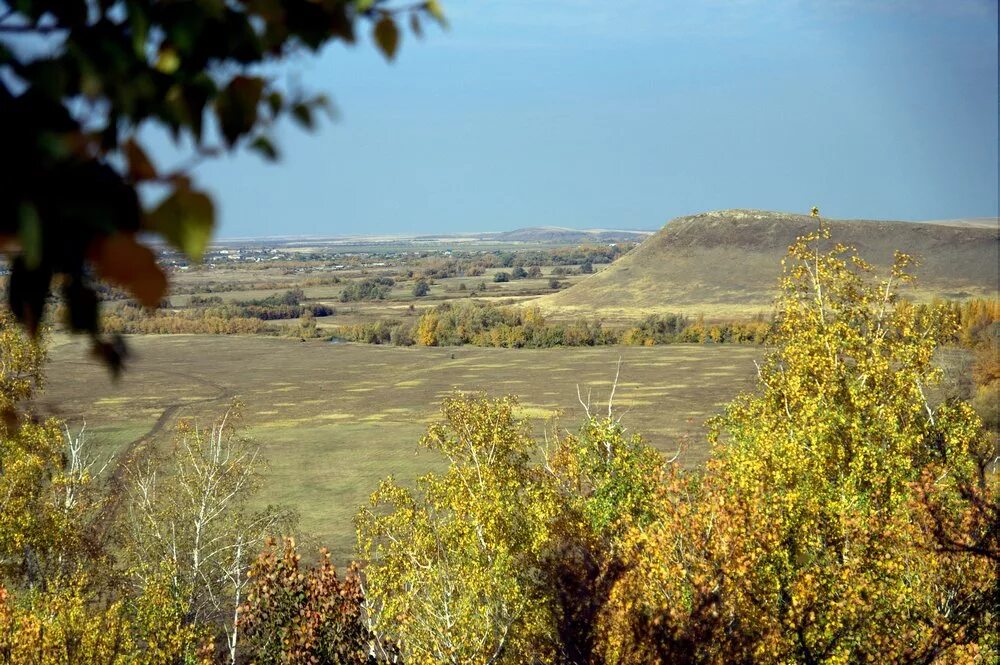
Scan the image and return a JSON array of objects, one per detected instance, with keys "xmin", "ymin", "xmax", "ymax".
[
  {"xmin": 390, "ymin": 323, "xmax": 416, "ymax": 346},
  {"xmin": 339, "ymin": 277, "xmax": 394, "ymax": 302},
  {"xmin": 493, "ymin": 272, "xmax": 510, "ymax": 283},
  {"xmin": 412, "ymin": 279, "xmax": 431, "ymax": 297}
]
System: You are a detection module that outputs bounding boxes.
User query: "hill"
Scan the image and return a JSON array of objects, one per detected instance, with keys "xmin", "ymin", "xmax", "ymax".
[
  {"xmin": 535, "ymin": 209, "xmax": 999, "ymax": 321},
  {"xmin": 483, "ymin": 226, "xmax": 652, "ymax": 244}
]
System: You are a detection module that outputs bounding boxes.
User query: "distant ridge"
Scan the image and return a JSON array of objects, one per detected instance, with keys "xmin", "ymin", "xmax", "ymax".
[
  {"xmin": 536, "ymin": 209, "xmax": 999, "ymax": 320},
  {"xmin": 483, "ymin": 226, "xmax": 653, "ymax": 243},
  {"xmin": 918, "ymin": 217, "xmax": 999, "ymax": 229}
]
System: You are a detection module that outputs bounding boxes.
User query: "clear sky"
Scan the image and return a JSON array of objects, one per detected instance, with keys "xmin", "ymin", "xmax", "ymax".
[{"xmin": 149, "ymin": 0, "xmax": 999, "ymax": 238}]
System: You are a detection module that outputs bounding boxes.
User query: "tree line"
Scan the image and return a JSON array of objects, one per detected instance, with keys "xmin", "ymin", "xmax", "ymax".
[
  {"xmin": 339, "ymin": 301, "xmax": 774, "ymax": 348},
  {"xmin": 67, "ymin": 289, "xmax": 334, "ymax": 337}
]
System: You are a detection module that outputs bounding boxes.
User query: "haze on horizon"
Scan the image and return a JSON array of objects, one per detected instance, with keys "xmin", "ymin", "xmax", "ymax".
[{"xmin": 148, "ymin": 0, "xmax": 1000, "ymax": 238}]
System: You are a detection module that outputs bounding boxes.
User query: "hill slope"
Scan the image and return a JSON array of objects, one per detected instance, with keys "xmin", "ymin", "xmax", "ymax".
[{"xmin": 536, "ymin": 209, "xmax": 998, "ymax": 320}]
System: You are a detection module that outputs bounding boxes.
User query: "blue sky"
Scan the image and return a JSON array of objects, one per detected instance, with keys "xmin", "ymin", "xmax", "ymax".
[{"xmin": 150, "ymin": 0, "xmax": 999, "ymax": 237}]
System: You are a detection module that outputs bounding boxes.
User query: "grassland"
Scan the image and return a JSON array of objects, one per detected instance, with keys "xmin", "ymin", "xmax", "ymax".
[{"xmin": 36, "ymin": 334, "xmax": 761, "ymax": 562}]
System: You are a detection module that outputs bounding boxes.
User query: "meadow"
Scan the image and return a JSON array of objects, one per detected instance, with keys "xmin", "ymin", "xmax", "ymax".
[{"xmin": 36, "ymin": 334, "xmax": 761, "ymax": 561}]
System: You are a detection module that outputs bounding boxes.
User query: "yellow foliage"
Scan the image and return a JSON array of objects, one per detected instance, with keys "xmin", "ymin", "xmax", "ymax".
[
  {"xmin": 416, "ymin": 309, "xmax": 441, "ymax": 346},
  {"xmin": 598, "ymin": 223, "xmax": 998, "ymax": 663}
]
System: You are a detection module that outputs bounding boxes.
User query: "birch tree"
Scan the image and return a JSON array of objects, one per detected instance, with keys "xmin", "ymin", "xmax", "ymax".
[
  {"xmin": 356, "ymin": 394, "xmax": 558, "ymax": 664},
  {"xmin": 122, "ymin": 406, "xmax": 293, "ymax": 663},
  {"xmin": 0, "ymin": 314, "xmax": 106, "ymax": 588}
]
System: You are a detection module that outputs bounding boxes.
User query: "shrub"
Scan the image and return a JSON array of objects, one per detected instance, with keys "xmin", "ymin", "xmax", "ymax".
[
  {"xmin": 339, "ymin": 278, "xmax": 395, "ymax": 302},
  {"xmin": 412, "ymin": 279, "xmax": 431, "ymax": 297}
]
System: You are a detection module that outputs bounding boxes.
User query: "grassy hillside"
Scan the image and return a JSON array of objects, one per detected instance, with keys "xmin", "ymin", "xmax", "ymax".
[{"xmin": 536, "ymin": 209, "xmax": 999, "ymax": 321}]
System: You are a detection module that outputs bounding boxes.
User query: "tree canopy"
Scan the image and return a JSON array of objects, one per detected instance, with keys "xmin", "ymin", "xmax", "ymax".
[{"xmin": 0, "ymin": 0, "xmax": 444, "ymax": 369}]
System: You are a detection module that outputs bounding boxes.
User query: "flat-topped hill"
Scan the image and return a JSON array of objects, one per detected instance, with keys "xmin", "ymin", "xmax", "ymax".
[
  {"xmin": 485, "ymin": 226, "xmax": 652, "ymax": 243},
  {"xmin": 536, "ymin": 209, "xmax": 999, "ymax": 320}
]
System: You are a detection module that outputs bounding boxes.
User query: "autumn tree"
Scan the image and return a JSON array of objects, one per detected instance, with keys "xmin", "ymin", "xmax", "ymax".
[
  {"xmin": 539, "ymin": 408, "xmax": 666, "ymax": 664},
  {"xmin": 0, "ymin": 312, "xmax": 211, "ymax": 662},
  {"xmin": 298, "ymin": 308, "xmax": 318, "ymax": 338},
  {"xmin": 240, "ymin": 537, "xmax": 374, "ymax": 664},
  {"xmin": 413, "ymin": 278, "xmax": 431, "ymax": 297},
  {"xmin": 355, "ymin": 390, "xmax": 673, "ymax": 663},
  {"xmin": 0, "ymin": 569, "xmax": 212, "ymax": 664},
  {"xmin": 0, "ymin": 0, "xmax": 445, "ymax": 366},
  {"xmin": 356, "ymin": 394, "xmax": 559, "ymax": 664},
  {"xmin": 121, "ymin": 407, "xmax": 294, "ymax": 663},
  {"xmin": 599, "ymin": 220, "xmax": 998, "ymax": 663},
  {"xmin": 0, "ymin": 313, "xmax": 108, "ymax": 589}
]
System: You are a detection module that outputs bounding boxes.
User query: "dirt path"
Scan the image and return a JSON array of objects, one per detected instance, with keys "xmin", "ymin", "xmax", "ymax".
[{"xmin": 90, "ymin": 365, "xmax": 237, "ymax": 539}]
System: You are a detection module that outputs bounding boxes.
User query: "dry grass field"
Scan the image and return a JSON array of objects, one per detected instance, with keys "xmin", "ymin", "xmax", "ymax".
[{"xmin": 35, "ymin": 334, "xmax": 761, "ymax": 561}]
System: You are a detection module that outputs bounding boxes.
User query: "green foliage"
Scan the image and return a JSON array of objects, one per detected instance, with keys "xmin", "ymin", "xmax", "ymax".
[
  {"xmin": 0, "ymin": 0, "xmax": 444, "ymax": 369},
  {"xmin": 412, "ymin": 278, "xmax": 431, "ymax": 297},
  {"xmin": 548, "ymin": 417, "xmax": 664, "ymax": 541},
  {"xmin": 339, "ymin": 277, "xmax": 395, "ymax": 302}
]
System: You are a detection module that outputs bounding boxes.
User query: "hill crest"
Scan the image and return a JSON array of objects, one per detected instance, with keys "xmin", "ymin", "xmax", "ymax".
[{"xmin": 535, "ymin": 209, "xmax": 998, "ymax": 320}]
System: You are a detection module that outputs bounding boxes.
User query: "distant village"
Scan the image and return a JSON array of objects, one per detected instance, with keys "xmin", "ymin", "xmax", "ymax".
[{"xmin": 155, "ymin": 242, "xmax": 450, "ymax": 273}]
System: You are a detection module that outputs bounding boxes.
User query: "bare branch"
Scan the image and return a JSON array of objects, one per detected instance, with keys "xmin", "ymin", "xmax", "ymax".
[{"xmin": 608, "ymin": 356, "xmax": 623, "ymax": 418}]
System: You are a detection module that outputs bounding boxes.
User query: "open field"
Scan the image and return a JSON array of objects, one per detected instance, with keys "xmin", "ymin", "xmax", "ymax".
[{"xmin": 35, "ymin": 335, "xmax": 761, "ymax": 561}]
